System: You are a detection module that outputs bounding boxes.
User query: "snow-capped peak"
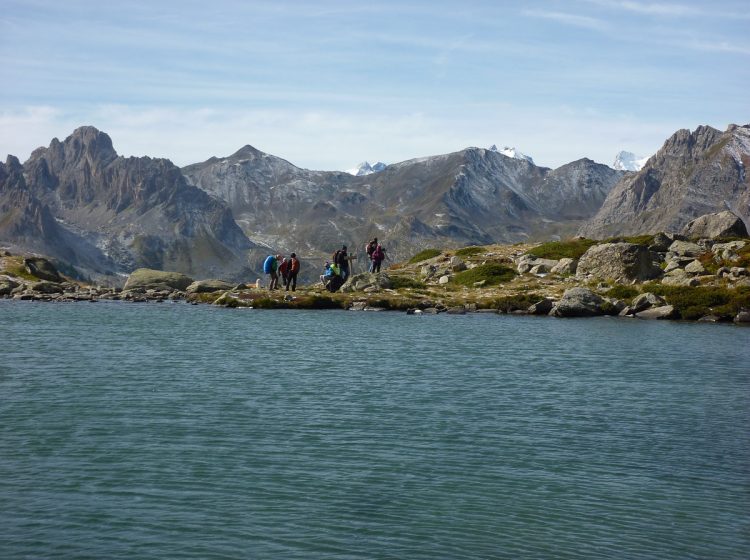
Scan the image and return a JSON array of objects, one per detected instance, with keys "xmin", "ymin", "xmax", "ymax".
[
  {"xmin": 345, "ymin": 161, "xmax": 387, "ymax": 176},
  {"xmin": 489, "ymin": 144, "xmax": 534, "ymax": 164},
  {"xmin": 613, "ymin": 151, "xmax": 650, "ymax": 171}
]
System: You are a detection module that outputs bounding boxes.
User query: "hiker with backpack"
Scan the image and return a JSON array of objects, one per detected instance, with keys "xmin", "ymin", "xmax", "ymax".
[
  {"xmin": 371, "ymin": 243, "xmax": 385, "ymax": 273},
  {"xmin": 333, "ymin": 245, "xmax": 349, "ymax": 281},
  {"xmin": 366, "ymin": 238, "xmax": 378, "ymax": 272},
  {"xmin": 286, "ymin": 252, "xmax": 300, "ymax": 291},
  {"xmin": 263, "ymin": 254, "xmax": 280, "ymax": 290}
]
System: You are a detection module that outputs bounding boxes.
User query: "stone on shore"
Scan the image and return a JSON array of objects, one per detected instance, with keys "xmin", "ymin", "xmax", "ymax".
[
  {"xmin": 635, "ymin": 305, "xmax": 678, "ymax": 320},
  {"xmin": 24, "ymin": 257, "xmax": 62, "ymax": 282},
  {"xmin": 550, "ymin": 288, "xmax": 606, "ymax": 317},
  {"xmin": 124, "ymin": 268, "xmax": 194, "ymax": 291},
  {"xmin": 341, "ymin": 272, "xmax": 393, "ymax": 293},
  {"xmin": 576, "ymin": 243, "xmax": 661, "ymax": 282},
  {"xmin": 186, "ymin": 279, "xmax": 235, "ymax": 294}
]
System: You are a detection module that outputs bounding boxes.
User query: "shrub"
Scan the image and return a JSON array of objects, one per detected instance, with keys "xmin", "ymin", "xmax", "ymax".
[
  {"xmin": 528, "ymin": 238, "xmax": 597, "ymax": 260},
  {"xmin": 455, "ymin": 246, "xmax": 484, "ymax": 257},
  {"xmin": 390, "ymin": 276, "xmax": 425, "ymax": 290},
  {"xmin": 453, "ymin": 263, "xmax": 516, "ymax": 286},
  {"xmin": 486, "ymin": 293, "xmax": 541, "ymax": 312},
  {"xmin": 604, "ymin": 234, "xmax": 655, "ymax": 246},
  {"xmin": 408, "ymin": 249, "xmax": 442, "ymax": 264},
  {"xmin": 640, "ymin": 283, "xmax": 750, "ymax": 319},
  {"xmin": 605, "ymin": 285, "xmax": 639, "ymax": 300}
]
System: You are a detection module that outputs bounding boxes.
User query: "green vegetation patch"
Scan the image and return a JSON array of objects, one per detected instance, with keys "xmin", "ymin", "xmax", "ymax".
[
  {"xmin": 454, "ymin": 246, "xmax": 484, "ymax": 258},
  {"xmin": 604, "ymin": 285, "xmax": 640, "ymax": 300},
  {"xmin": 390, "ymin": 276, "xmax": 426, "ymax": 290},
  {"xmin": 1, "ymin": 257, "xmax": 38, "ymax": 281},
  {"xmin": 484, "ymin": 293, "xmax": 542, "ymax": 312},
  {"xmin": 528, "ymin": 238, "xmax": 598, "ymax": 260},
  {"xmin": 408, "ymin": 249, "xmax": 442, "ymax": 264},
  {"xmin": 641, "ymin": 283, "xmax": 750, "ymax": 320},
  {"xmin": 453, "ymin": 263, "xmax": 516, "ymax": 287}
]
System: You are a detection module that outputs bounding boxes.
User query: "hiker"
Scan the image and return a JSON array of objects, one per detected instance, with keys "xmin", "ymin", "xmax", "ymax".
[
  {"xmin": 286, "ymin": 252, "xmax": 300, "ymax": 291},
  {"xmin": 335, "ymin": 245, "xmax": 349, "ymax": 281},
  {"xmin": 320, "ymin": 261, "xmax": 332, "ymax": 285},
  {"xmin": 366, "ymin": 238, "xmax": 378, "ymax": 272},
  {"xmin": 371, "ymin": 243, "xmax": 385, "ymax": 273},
  {"xmin": 263, "ymin": 254, "xmax": 280, "ymax": 290},
  {"xmin": 278, "ymin": 256, "xmax": 290, "ymax": 288}
]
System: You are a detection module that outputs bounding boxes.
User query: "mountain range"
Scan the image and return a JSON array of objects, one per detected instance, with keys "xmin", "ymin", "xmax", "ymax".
[{"xmin": 2, "ymin": 123, "xmax": 748, "ymax": 284}]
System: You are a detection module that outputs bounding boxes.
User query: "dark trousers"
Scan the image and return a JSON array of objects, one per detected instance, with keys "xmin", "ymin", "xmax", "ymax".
[
  {"xmin": 285, "ymin": 272, "xmax": 298, "ymax": 291},
  {"xmin": 372, "ymin": 260, "xmax": 382, "ymax": 273}
]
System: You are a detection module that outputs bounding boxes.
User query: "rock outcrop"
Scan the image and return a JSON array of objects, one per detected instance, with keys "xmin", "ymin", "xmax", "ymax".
[
  {"xmin": 579, "ymin": 124, "xmax": 750, "ymax": 238},
  {"xmin": 576, "ymin": 242, "xmax": 661, "ymax": 282},
  {"xmin": 123, "ymin": 268, "xmax": 194, "ymax": 291},
  {"xmin": 681, "ymin": 211, "xmax": 748, "ymax": 239},
  {"xmin": 550, "ymin": 288, "xmax": 606, "ymax": 317}
]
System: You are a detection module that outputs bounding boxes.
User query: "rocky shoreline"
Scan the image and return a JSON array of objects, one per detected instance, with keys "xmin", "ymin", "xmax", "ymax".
[{"xmin": 3, "ymin": 222, "xmax": 750, "ymax": 325}]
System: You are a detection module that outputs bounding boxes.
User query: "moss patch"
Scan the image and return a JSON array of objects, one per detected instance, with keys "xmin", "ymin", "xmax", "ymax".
[
  {"xmin": 408, "ymin": 249, "xmax": 441, "ymax": 264},
  {"xmin": 528, "ymin": 238, "xmax": 597, "ymax": 260},
  {"xmin": 604, "ymin": 285, "xmax": 639, "ymax": 300},
  {"xmin": 453, "ymin": 263, "xmax": 516, "ymax": 287},
  {"xmin": 603, "ymin": 234, "xmax": 655, "ymax": 246},
  {"xmin": 454, "ymin": 246, "xmax": 484, "ymax": 257},
  {"xmin": 486, "ymin": 293, "xmax": 542, "ymax": 312},
  {"xmin": 390, "ymin": 276, "xmax": 426, "ymax": 290},
  {"xmin": 641, "ymin": 283, "xmax": 750, "ymax": 319}
]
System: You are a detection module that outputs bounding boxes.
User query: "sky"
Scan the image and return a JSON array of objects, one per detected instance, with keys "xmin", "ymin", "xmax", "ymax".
[{"xmin": 1, "ymin": 0, "xmax": 749, "ymax": 171}]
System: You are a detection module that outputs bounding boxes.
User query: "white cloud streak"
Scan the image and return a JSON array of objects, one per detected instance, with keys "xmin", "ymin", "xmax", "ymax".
[{"xmin": 521, "ymin": 9, "xmax": 610, "ymax": 31}]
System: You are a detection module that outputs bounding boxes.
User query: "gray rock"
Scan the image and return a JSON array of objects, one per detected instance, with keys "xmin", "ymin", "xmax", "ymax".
[
  {"xmin": 348, "ymin": 302, "xmax": 367, "ymax": 311},
  {"xmin": 517, "ymin": 255, "xmax": 558, "ymax": 274},
  {"xmin": 124, "ymin": 268, "xmax": 193, "ymax": 291},
  {"xmin": 631, "ymin": 292, "xmax": 667, "ymax": 313},
  {"xmin": 576, "ymin": 243, "xmax": 662, "ymax": 282},
  {"xmin": 663, "ymin": 261, "xmax": 682, "ymax": 273},
  {"xmin": 340, "ymin": 272, "xmax": 393, "ymax": 293},
  {"xmin": 734, "ymin": 311, "xmax": 750, "ymax": 324},
  {"xmin": 682, "ymin": 210, "xmax": 748, "ymax": 239},
  {"xmin": 697, "ymin": 315, "xmax": 722, "ymax": 323},
  {"xmin": 635, "ymin": 305, "xmax": 677, "ymax": 320},
  {"xmin": 668, "ymin": 240, "xmax": 703, "ymax": 257},
  {"xmin": 24, "ymin": 257, "xmax": 62, "ymax": 282},
  {"xmin": 730, "ymin": 267, "xmax": 749, "ymax": 278},
  {"xmin": 550, "ymin": 287, "xmax": 606, "ymax": 317},
  {"xmin": 529, "ymin": 263, "xmax": 551, "ymax": 275},
  {"xmin": 446, "ymin": 306, "xmax": 466, "ymax": 315},
  {"xmin": 450, "ymin": 256, "xmax": 466, "ymax": 272},
  {"xmin": 0, "ymin": 278, "xmax": 20, "ymax": 296},
  {"xmin": 186, "ymin": 279, "xmax": 235, "ymax": 293},
  {"xmin": 550, "ymin": 258, "xmax": 577, "ymax": 275},
  {"xmin": 528, "ymin": 298, "xmax": 554, "ymax": 315},
  {"xmin": 662, "ymin": 274, "xmax": 700, "ymax": 287},
  {"xmin": 649, "ymin": 232, "xmax": 673, "ymax": 252},
  {"xmin": 438, "ymin": 275, "xmax": 450, "ymax": 285},
  {"xmin": 29, "ymin": 281, "xmax": 64, "ymax": 294},
  {"xmin": 684, "ymin": 260, "xmax": 706, "ymax": 275}
]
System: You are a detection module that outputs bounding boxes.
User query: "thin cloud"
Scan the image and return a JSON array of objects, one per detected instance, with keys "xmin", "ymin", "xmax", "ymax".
[{"xmin": 521, "ymin": 9, "xmax": 610, "ymax": 31}]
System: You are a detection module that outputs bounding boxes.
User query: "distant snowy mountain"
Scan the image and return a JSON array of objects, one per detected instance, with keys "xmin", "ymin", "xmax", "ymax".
[
  {"xmin": 489, "ymin": 144, "xmax": 534, "ymax": 165},
  {"xmin": 612, "ymin": 151, "xmax": 650, "ymax": 171},
  {"xmin": 345, "ymin": 161, "xmax": 387, "ymax": 176}
]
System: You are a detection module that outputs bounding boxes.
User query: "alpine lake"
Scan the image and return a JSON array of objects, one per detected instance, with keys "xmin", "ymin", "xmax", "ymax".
[{"xmin": 1, "ymin": 300, "xmax": 749, "ymax": 559}]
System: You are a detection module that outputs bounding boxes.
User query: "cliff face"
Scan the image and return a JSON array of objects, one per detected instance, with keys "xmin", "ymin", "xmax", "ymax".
[
  {"xmin": 1, "ymin": 127, "xmax": 257, "ymax": 282},
  {"xmin": 183, "ymin": 145, "xmax": 623, "ymax": 262},
  {"xmin": 579, "ymin": 124, "xmax": 750, "ymax": 237}
]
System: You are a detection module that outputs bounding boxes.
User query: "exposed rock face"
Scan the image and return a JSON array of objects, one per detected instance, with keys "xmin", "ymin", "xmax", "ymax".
[
  {"xmin": 1, "ymin": 127, "xmax": 257, "ymax": 283},
  {"xmin": 576, "ymin": 242, "xmax": 662, "ymax": 281},
  {"xmin": 185, "ymin": 279, "xmax": 236, "ymax": 293},
  {"xmin": 183, "ymin": 145, "xmax": 623, "ymax": 264},
  {"xmin": 579, "ymin": 124, "xmax": 750, "ymax": 238},
  {"xmin": 681, "ymin": 211, "xmax": 748, "ymax": 239},
  {"xmin": 24, "ymin": 257, "xmax": 62, "ymax": 282},
  {"xmin": 340, "ymin": 272, "xmax": 393, "ymax": 293},
  {"xmin": 123, "ymin": 268, "xmax": 194, "ymax": 291},
  {"xmin": 550, "ymin": 287, "xmax": 606, "ymax": 317}
]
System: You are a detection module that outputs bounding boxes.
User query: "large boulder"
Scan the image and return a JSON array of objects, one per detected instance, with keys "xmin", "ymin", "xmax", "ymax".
[
  {"xmin": 0, "ymin": 278, "xmax": 20, "ymax": 296},
  {"xmin": 668, "ymin": 240, "xmax": 703, "ymax": 257},
  {"xmin": 340, "ymin": 272, "xmax": 393, "ymax": 293},
  {"xmin": 123, "ymin": 268, "xmax": 193, "ymax": 291},
  {"xmin": 186, "ymin": 279, "xmax": 235, "ymax": 294},
  {"xmin": 635, "ymin": 305, "xmax": 678, "ymax": 320},
  {"xmin": 29, "ymin": 281, "xmax": 64, "ymax": 294},
  {"xmin": 682, "ymin": 211, "xmax": 748, "ymax": 239},
  {"xmin": 550, "ymin": 288, "xmax": 606, "ymax": 317},
  {"xmin": 576, "ymin": 243, "xmax": 661, "ymax": 282},
  {"xmin": 550, "ymin": 258, "xmax": 577, "ymax": 275},
  {"xmin": 24, "ymin": 257, "xmax": 62, "ymax": 282}
]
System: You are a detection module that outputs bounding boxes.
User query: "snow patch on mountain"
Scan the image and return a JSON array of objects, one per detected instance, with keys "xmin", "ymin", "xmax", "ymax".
[
  {"xmin": 612, "ymin": 151, "xmax": 650, "ymax": 171},
  {"xmin": 345, "ymin": 161, "xmax": 387, "ymax": 176},
  {"xmin": 489, "ymin": 144, "xmax": 534, "ymax": 164}
]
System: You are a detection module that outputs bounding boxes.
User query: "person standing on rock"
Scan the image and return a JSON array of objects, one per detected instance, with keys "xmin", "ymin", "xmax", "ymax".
[
  {"xmin": 371, "ymin": 243, "xmax": 385, "ymax": 273},
  {"xmin": 366, "ymin": 238, "xmax": 378, "ymax": 272},
  {"xmin": 337, "ymin": 245, "xmax": 350, "ymax": 281},
  {"xmin": 263, "ymin": 254, "xmax": 280, "ymax": 290},
  {"xmin": 278, "ymin": 256, "xmax": 290, "ymax": 288},
  {"xmin": 286, "ymin": 252, "xmax": 300, "ymax": 291}
]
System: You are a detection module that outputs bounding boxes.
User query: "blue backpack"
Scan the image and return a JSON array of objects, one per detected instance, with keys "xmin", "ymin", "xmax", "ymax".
[{"xmin": 263, "ymin": 255, "xmax": 277, "ymax": 274}]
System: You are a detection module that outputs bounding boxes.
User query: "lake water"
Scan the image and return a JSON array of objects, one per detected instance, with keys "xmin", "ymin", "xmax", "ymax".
[{"xmin": 1, "ymin": 300, "xmax": 749, "ymax": 559}]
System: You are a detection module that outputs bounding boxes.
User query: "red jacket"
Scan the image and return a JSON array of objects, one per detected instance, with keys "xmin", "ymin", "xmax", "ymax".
[{"xmin": 290, "ymin": 257, "xmax": 300, "ymax": 273}]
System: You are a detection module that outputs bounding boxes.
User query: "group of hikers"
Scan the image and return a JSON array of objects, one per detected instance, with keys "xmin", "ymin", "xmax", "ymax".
[
  {"xmin": 262, "ymin": 253, "xmax": 301, "ymax": 291},
  {"xmin": 262, "ymin": 238, "xmax": 387, "ymax": 292}
]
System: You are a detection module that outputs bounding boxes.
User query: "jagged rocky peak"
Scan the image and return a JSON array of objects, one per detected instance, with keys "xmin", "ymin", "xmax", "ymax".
[
  {"xmin": 612, "ymin": 151, "xmax": 650, "ymax": 171},
  {"xmin": 489, "ymin": 144, "xmax": 534, "ymax": 164},
  {"xmin": 346, "ymin": 161, "xmax": 387, "ymax": 176}
]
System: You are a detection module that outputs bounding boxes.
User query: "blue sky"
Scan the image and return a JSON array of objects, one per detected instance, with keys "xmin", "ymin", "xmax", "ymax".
[{"xmin": 1, "ymin": 0, "xmax": 748, "ymax": 170}]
